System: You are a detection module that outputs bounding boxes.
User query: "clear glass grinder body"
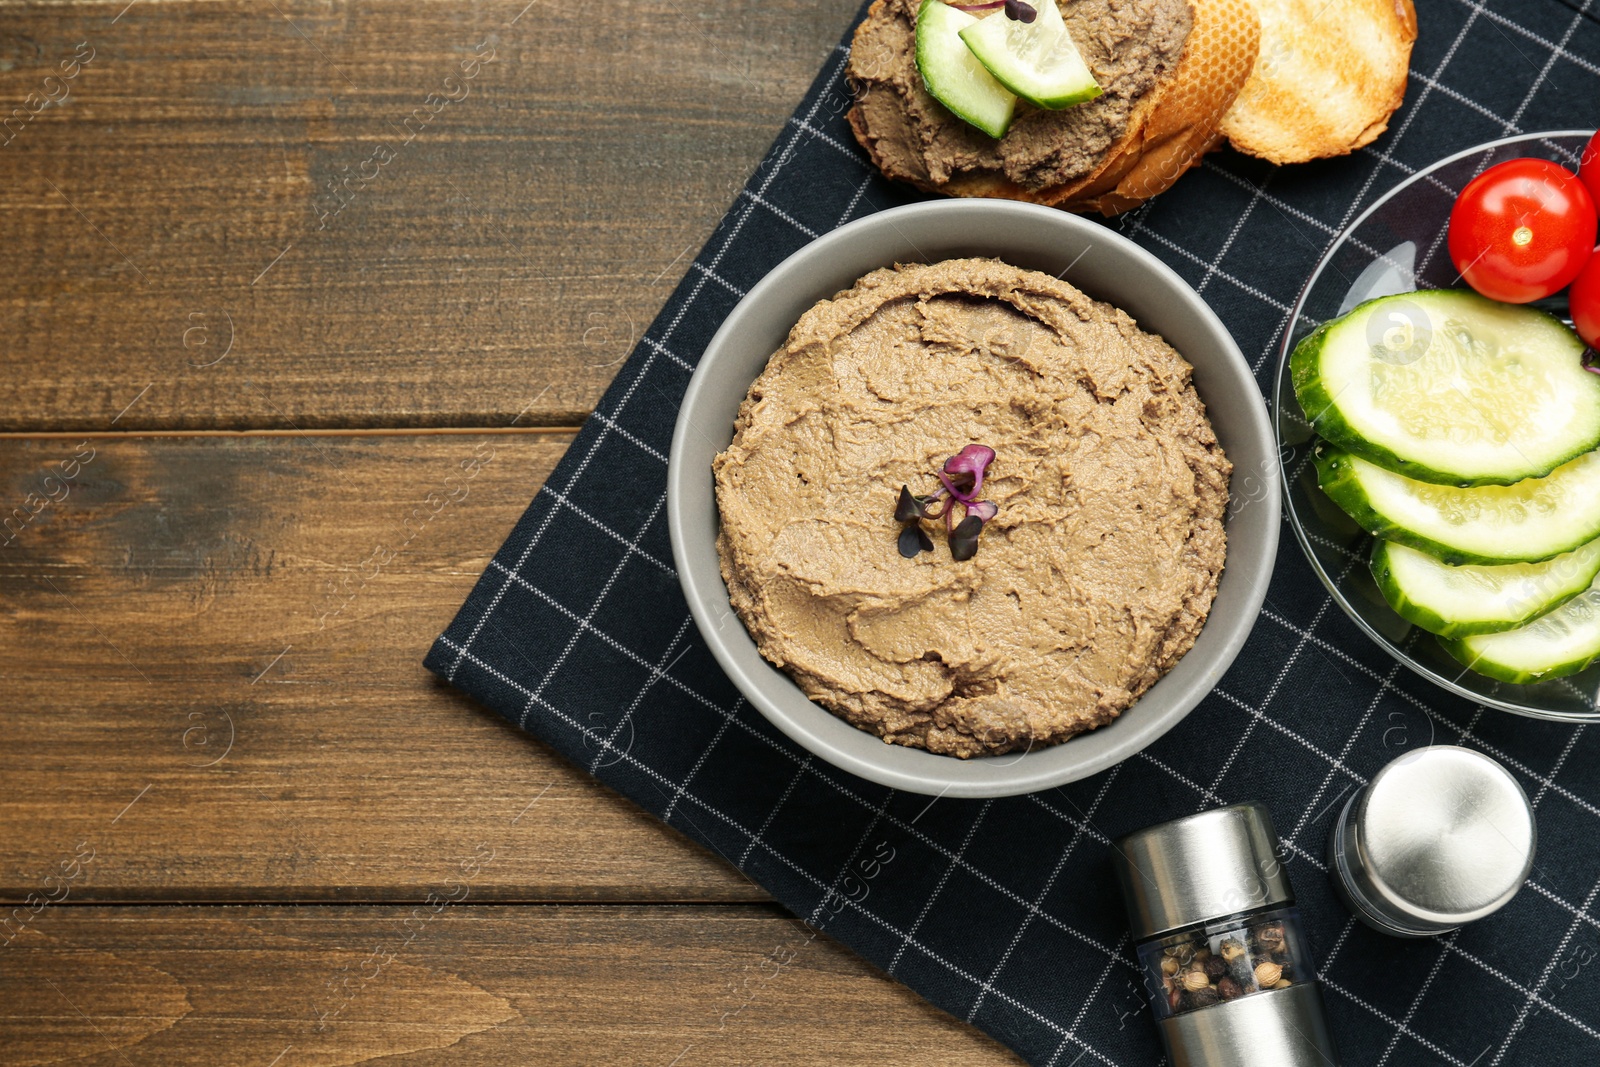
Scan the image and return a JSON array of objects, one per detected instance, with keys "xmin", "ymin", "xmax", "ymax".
[
  {"xmin": 1114, "ymin": 802, "xmax": 1341, "ymax": 1067},
  {"xmin": 1137, "ymin": 904, "xmax": 1312, "ymax": 1018}
]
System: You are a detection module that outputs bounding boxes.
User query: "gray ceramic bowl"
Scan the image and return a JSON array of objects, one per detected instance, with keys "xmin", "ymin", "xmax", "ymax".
[{"xmin": 667, "ymin": 200, "xmax": 1277, "ymax": 797}]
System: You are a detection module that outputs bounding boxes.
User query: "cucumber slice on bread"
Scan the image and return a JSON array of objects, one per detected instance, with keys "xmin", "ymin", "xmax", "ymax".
[
  {"xmin": 915, "ymin": 0, "xmax": 1017, "ymax": 138},
  {"xmin": 1372, "ymin": 537, "xmax": 1600, "ymax": 638},
  {"xmin": 959, "ymin": 0, "xmax": 1102, "ymax": 110},
  {"xmin": 1315, "ymin": 444, "xmax": 1600, "ymax": 565},
  {"xmin": 1292, "ymin": 290, "xmax": 1600, "ymax": 486}
]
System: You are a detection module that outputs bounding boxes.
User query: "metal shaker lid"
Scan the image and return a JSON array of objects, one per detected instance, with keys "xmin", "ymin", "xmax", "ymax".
[
  {"xmin": 1335, "ymin": 746, "xmax": 1534, "ymax": 934},
  {"xmin": 1115, "ymin": 802, "xmax": 1293, "ymax": 940}
]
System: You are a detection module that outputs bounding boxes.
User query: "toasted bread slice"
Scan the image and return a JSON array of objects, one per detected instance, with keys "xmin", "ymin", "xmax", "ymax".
[
  {"xmin": 1220, "ymin": 0, "xmax": 1416, "ymax": 165},
  {"xmin": 1058, "ymin": 0, "xmax": 1261, "ymax": 213}
]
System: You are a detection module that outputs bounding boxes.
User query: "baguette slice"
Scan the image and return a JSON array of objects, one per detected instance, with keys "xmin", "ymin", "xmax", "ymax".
[
  {"xmin": 1220, "ymin": 0, "xmax": 1417, "ymax": 164},
  {"xmin": 1057, "ymin": 0, "xmax": 1261, "ymax": 214}
]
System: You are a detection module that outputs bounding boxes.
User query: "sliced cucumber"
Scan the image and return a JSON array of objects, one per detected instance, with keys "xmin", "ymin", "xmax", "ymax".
[
  {"xmin": 915, "ymin": 0, "xmax": 1017, "ymax": 138},
  {"xmin": 1372, "ymin": 537, "xmax": 1600, "ymax": 637},
  {"xmin": 1291, "ymin": 290, "xmax": 1600, "ymax": 486},
  {"xmin": 1315, "ymin": 444, "xmax": 1600, "ymax": 565},
  {"xmin": 1442, "ymin": 571, "xmax": 1600, "ymax": 683},
  {"xmin": 958, "ymin": 0, "xmax": 1101, "ymax": 110}
]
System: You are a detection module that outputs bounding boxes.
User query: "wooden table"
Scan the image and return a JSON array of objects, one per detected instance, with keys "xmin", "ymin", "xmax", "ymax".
[{"xmin": 0, "ymin": 0, "xmax": 1024, "ymax": 1062}]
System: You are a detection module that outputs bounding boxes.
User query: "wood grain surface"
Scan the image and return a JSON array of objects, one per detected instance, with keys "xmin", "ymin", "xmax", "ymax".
[
  {"xmin": 0, "ymin": 0, "xmax": 859, "ymax": 432},
  {"xmin": 0, "ymin": 905, "xmax": 1019, "ymax": 1065},
  {"xmin": 0, "ymin": 432, "xmax": 763, "ymax": 902},
  {"xmin": 0, "ymin": 0, "xmax": 1020, "ymax": 1059}
]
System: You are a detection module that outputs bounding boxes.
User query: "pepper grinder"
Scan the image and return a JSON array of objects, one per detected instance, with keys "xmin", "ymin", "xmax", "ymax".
[
  {"xmin": 1328, "ymin": 745, "xmax": 1536, "ymax": 937},
  {"xmin": 1114, "ymin": 802, "xmax": 1340, "ymax": 1067}
]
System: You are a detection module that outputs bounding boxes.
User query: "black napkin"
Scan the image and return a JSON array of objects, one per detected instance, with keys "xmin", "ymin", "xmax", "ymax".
[{"xmin": 428, "ymin": 2, "xmax": 1600, "ymax": 1061}]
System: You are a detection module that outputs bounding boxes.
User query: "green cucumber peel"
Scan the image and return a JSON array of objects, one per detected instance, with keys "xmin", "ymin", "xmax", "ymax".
[
  {"xmin": 1371, "ymin": 537, "xmax": 1600, "ymax": 638},
  {"xmin": 958, "ymin": 0, "xmax": 1102, "ymax": 110},
  {"xmin": 1291, "ymin": 290, "xmax": 1600, "ymax": 487},
  {"xmin": 914, "ymin": 0, "xmax": 1017, "ymax": 139},
  {"xmin": 1441, "ymin": 570, "xmax": 1600, "ymax": 684},
  {"xmin": 1314, "ymin": 443, "xmax": 1600, "ymax": 566}
]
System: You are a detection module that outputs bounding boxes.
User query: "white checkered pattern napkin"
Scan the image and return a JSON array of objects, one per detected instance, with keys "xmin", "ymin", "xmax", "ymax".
[{"xmin": 427, "ymin": 3, "xmax": 1600, "ymax": 1062}]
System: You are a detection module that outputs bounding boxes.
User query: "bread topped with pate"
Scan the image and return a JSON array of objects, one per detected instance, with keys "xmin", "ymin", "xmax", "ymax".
[{"xmin": 846, "ymin": 0, "xmax": 1416, "ymax": 215}]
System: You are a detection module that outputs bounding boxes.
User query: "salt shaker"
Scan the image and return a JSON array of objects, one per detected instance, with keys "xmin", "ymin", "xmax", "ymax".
[
  {"xmin": 1114, "ymin": 802, "xmax": 1340, "ymax": 1067},
  {"xmin": 1328, "ymin": 745, "xmax": 1536, "ymax": 937}
]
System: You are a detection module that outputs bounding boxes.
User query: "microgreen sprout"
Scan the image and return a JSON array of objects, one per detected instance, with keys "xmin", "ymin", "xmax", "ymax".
[
  {"xmin": 942, "ymin": 0, "xmax": 1034, "ymax": 22},
  {"xmin": 894, "ymin": 445, "xmax": 999, "ymax": 561},
  {"xmin": 1003, "ymin": 0, "xmax": 1038, "ymax": 22}
]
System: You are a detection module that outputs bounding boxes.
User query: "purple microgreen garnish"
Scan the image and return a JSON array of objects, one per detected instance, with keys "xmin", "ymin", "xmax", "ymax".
[
  {"xmin": 898, "ymin": 524, "xmax": 935, "ymax": 558},
  {"xmin": 1004, "ymin": 0, "xmax": 1037, "ymax": 22},
  {"xmin": 967, "ymin": 500, "xmax": 999, "ymax": 523},
  {"xmin": 895, "ymin": 485, "xmax": 923, "ymax": 523},
  {"xmin": 936, "ymin": 470, "xmax": 969, "ymax": 503},
  {"xmin": 949, "ymin": 514, "xmax": 984, "ymax": 561},
  {"xmin": 944, "ymin": 444, "xmax": 995, "ymax": 497},
  {"xmin": 893, "ymin": 444, "xmax": 1000, "ymax": 561},
  {"xmin": 1584, "ymin": 348, "xmax": 1600, "ymax": 375}
]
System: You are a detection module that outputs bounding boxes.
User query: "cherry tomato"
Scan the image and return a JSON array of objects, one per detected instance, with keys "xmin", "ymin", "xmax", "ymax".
[
  {"xmin": 1581, "ymin": 130, "xmax": 1600, "ymax": 207},
  {"xmin": 1448, "ymin": 158, "xmax": 1597, "ymax": 303},
  {"xmin": 1571, "ymin": 246, "xmax": 1600, "ymax": 351}
]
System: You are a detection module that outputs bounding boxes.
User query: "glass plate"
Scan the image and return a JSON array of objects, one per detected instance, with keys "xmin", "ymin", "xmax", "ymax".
[{"xmin": 1272, "ymin": 130, "xmax": 1600, "ymax": 723}]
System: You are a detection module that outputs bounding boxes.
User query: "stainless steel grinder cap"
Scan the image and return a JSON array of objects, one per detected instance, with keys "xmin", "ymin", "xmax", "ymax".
[
  {"xmin": 1328, "ymin": 745, "xmax": 1536, "ymax": 938},
  {"xmin": 1116, "ymin": 801, "xmax": 1293, "ymax": 940}
]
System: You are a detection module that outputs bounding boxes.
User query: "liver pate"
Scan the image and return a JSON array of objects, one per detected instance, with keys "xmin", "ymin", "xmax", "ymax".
[
  {"xmin": 713, "ymin": 258, "xmax": 1230, "ymax": 758},
  {"xmin": 848, "ymin": 0, "xmax": 1193, "ymax": 191}
]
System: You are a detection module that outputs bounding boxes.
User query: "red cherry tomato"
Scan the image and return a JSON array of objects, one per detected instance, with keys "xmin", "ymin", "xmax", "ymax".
[
  {"xmin": 1581, "ymin": 130, "xmax": 1600, "ymax": 207},
  {"xmin": 1572, "ymin": 247, "xmax": 1600, "ymax": 351},
  {"xmin": 1448, "ymin": 158, "xmax": 1598, "ymax": 304}
]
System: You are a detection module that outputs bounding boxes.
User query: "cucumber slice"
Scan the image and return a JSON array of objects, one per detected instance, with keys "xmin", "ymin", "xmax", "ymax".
[
  {"xmin": 1442, "ymin": 571, "xmax": 1600, "ymax": 683},
  {"xmin": 1291, "ymin": 290, "xmax": 1600, "ymax": 486},
  {"xmin": 1315, "ymin": 444, "xmax": 1600, "ymax": 565},
  {"xmin": 1372, "ymin": 537, "xmax": 1600, "ymax": 637},
  {"xmin": 915, "ymin": 0, "xmax": 1017, "ymax": 138},
  {"xmin": 959, "ymin": 0, "xmax": 1101, "ymax": 110}
]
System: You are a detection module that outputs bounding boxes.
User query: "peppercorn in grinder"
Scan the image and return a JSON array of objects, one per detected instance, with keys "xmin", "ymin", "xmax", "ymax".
[{"xmin": 1114, "ymin": 802, "xmax": 1340, "ymax": 1067}]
